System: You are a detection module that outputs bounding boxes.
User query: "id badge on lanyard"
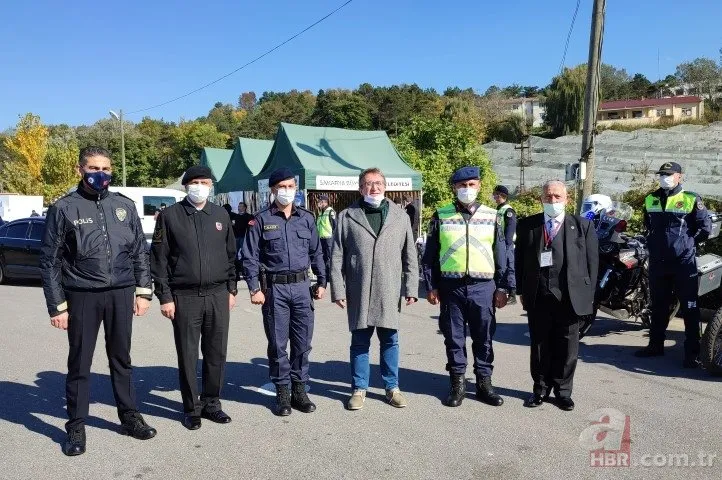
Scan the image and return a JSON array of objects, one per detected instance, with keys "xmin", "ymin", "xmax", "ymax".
[{"xmin": 540, "ymin": 228, "xmax": 553, "ymax": 267}]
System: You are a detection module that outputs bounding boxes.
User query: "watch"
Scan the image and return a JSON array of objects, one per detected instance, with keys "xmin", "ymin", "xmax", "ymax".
[{"xmin": 249, "ymin": 288, "xmax": 261, "ymax": 295}]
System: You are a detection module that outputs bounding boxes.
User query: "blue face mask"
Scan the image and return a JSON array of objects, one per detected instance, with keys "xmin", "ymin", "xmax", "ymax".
[{"xmin": 83, "ymin": 171, "xmax": 112, "ymax": 192}]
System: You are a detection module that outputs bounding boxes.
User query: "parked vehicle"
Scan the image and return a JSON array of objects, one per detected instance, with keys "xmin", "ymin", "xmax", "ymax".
[
  {"xmin": 0, "ymin": 194, "xmax": 44, "ymax": 222},
  {"xmin": 0, "ymin": 217, "xmax": 45, "ymax": 283},
  {"xmin": 107, "ymin": 187, "xmax": 186, "ymax": 241}
]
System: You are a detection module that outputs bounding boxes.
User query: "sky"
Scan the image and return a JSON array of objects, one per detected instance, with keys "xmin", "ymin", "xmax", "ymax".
[{"xmin": 1, "ymin": 0, "xmax": 721, "ymax": 130}]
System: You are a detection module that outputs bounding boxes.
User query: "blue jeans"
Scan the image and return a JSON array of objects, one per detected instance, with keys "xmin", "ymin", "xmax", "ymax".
[{"xmin": 350, "ymin": 327, "xmax": 399, "ymax": 391}]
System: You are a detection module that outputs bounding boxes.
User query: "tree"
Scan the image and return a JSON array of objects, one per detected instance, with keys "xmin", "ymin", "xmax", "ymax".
[
  {"xmin": 238, "ymin": 90, "xmax": 316, "ymax": 139},
  {"xmin": 628, "ymin": 73, "xmax": 653, "ymax": 98},
  {"xmin": 393, "ymin": 117, "xmax": 497, "ymax": 225},
  {"xmin": 485, "ymin": 114, "xmax": 525, "ymax": 143},
  {"xmin": 675, "ymin": 57, "xmax": 722, "ymax": 100},
  {"xmin": 599, "ymin": 64, "xmax": 631, "ymax": 101},
  {"xmin": 522, "ymin": 85, "xmax": 541, "ymax": 97},
  {"xmin": 3, "ymin": 113, "xmax": 49, "ymax": 195},
  {"xmin": 42, "ymin": 127, "xmax": 80, "ymax": 202},
  {"xmin": 311, "ymin": 89, "xmax": 373, "ymax": 130},
  {"xmin": 171, "ymin": 120, "xmax": 229, "ymax": 175},
  {"xmin": 484, "ymin": 85, "xmax": 501, "ymax": 97},
  {"xmin": 204, "ymin": 102, "xmax": 242, "ymax": 143},
  {"xmin": 544, "ymin": 65, "xmax": 587, "ymax": 136},
  {"xmin": 357, "ymin": 84, "xmax": 441, "ymax": 135},
  {"xmin": 238, "ymin": 91, "xmax": 257, "ymax": 111},
  {"xmin": 501, "ymin": 84, "xmax": 524, "ymax": 98}
]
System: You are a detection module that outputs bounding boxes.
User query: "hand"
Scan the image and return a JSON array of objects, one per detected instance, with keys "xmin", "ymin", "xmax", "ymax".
[
  {"xmin": 160, "ymin": 302, "xmax": 176, "ymax": 320},
  {"xmin": 134, "ymin": 297, "xmax": 151, "ymax": 316},
  {"xmin": 405, "ymin": 297, "xmax": 418, "ymax": 306},
  {"xmin": 335, "ymin": 299, "xmax": 346, "ymax": 309},
  {"xmin": 494, "ymin": 289, "xmax": 509, "ymax": 309},
  {"xmin": 250, "ymin": 291, "xmax": 265, "ymax": 305},
  {"xmin": 50, "ymin": 312, "xmax": 69, "ymax": 330},
  {"xmin": 229, "ymin": 293, "xmax": 237, "ymax": 310},
  {"xmin": 426, "ymin": 289, "xmax": 440, "ymax": 305},
  {"xmin": 315, "ymin": 286, "xmax": 326, "ymax": 300}
]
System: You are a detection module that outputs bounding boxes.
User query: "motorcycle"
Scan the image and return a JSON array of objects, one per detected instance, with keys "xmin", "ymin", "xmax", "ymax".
[{"xmin": 579, "ymin": 201, "xmax": 668, "ymax": 338}]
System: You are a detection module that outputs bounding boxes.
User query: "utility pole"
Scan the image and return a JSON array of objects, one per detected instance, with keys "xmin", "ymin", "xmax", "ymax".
[
  {"xmin": 576, "ymin": 0, "xmax": 606, "ymax": 213},
  {"xmin": 515, "ymin": 136, "xmax": 530, "ymax": 193},
  {"xmin": 109, "ymin": 109, "xmax": 127, "ymax": 186}
]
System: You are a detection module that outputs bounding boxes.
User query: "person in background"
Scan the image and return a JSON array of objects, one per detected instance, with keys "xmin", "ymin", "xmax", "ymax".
[
  {"xmin": 402, "ymin": 195, "xmax": 417, "ymax": 233},
  {"xmin": 233, "ymin": 202, "xmax": 254, "ymax": 279},
  {"xmin": 492, "ymin": 185, "xmax": 517, "ymax": 304},
  {"xmin": 315, "ymin": 194, "xmax": 336, "ymax": 277},
  {"xmin": 30, "ymin": 209, "xmax": 40, "ymax": 217}
]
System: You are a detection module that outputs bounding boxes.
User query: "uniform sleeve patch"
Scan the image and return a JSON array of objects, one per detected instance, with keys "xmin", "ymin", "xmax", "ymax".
[
  {"xmin": 152, "ymin": 226, "xmax": 163, "ymax": 243},
  {"xmin": 697, "ymin": 199, "xmax": 705, "ymax": 210},
  {"xmin": 506, "ymin": 211, "xmax": 513, "ymax": 217},
  {"xmin": 263, "ymin": 224, "xmax": 279, "ymax": 231}
]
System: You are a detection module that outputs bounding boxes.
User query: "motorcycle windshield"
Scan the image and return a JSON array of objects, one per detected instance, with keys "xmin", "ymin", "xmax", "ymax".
[{"xmin": 596, "ymin": 202, "xmax": 634, "ymax": 239}]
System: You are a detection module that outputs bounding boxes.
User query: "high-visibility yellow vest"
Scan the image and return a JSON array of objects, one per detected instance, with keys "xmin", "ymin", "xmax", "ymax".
[
  {"xmin": 316, "ymin": 207, "xmax": 334, "ymax": 239},
  {"xmin": 644, "ymin": 190, "xmax": 696, "ymax": 215},
  {"xmin": 496, "ymin": 203, "xmax": 517, "ymax": 242},
  {"xmin": 437, "ymin": 203, "xmax": 496, "ymax": 279}
]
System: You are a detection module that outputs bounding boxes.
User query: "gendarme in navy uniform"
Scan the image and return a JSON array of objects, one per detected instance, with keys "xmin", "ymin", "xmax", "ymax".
[
  {"xmin": 635, "ymin": 161, "xmax": 712, "ymax": 367},
  {"xmin": 40, "ymin": 146, "xmax": 157, "ymax": 457},
  {"xmin": 242, "ymin": 168, "xmax": 326, "ymax": 416},
  {"xmin": 150, "ymin": 165, "xmax": 237, "ymax": 430}
]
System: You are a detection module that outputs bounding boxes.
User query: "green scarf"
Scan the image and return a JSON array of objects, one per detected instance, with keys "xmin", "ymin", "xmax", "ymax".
[{"xmin": 361, "ymin": 199, "xmax": 389, "ymax": 236}]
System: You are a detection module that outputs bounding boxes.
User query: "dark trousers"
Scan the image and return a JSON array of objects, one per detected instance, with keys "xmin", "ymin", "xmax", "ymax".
[
  {"xmin": 527, "ymin": 293, "xmax": 579, "ymax": 398},
  {"xmin": 172, "ymin": 291, "xmax": 230, "ymax": 415},
  {"xmin": 261, "ymin": 282, "xmax": 314, "ymax": 385},
  {"xmin": 65, "ymin": 286, "xmax": 137, "ymax": 429},
  {"xmin": 505, "ymin": 245, "xmax": 516, "ymax": 290},
  {"xmin": 320, "ymin": 238, "xmax": 333, "ymax": 276},
  {"xmin": 438, "ymin": 280, "xmax": 496, "ymax": 377},
  {"xmin": 648, "ymin": 261, "xmax": 700, "ymax": 357}
]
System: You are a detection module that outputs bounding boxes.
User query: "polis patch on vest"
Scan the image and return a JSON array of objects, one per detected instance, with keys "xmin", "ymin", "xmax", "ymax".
[{"xmin": 115, "ymin": 207, "xmax": 127, "ymax": 222}]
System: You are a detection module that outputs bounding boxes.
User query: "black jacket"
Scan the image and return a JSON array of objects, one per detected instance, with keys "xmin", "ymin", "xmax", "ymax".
[
  {"xmin": 514, "ymin": 213, "xmax": 598, "ymax": 316},
  {"xmin": 150, "ymin": 198, "xmax": 236, "ymax": 303},
  {"xmin": 40, "ymin": 184, "xmax": 152, "ymax": 316}
]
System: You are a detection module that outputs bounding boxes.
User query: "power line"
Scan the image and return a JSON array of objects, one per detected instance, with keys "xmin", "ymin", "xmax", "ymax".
[
  {"xmin": 127, "ymin": 0, "xmax": 354, "ymax": 115},
  {"xmin": 558, "ymin": 0, "xmax": 582, "ymax": 74}
]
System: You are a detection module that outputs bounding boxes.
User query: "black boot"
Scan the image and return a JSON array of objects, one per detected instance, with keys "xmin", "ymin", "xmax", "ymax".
[
  {"xmin": 291, "ymin": 381, "xmax": 316, "ymax": 413},
  {"xmin": 445, "ymin": 373, "xmax": 466, "ymax": 407},
  {"xmin": 120, "ymin": 412, "xmax": 157, "ymax": 440},
  {"xmin": 507, "ymin": 289, "xmax": 517, "ymax": 305},
  {"xmin": 275, "ymin": 384, "xmax": 292, "ymax": 416},
  {"xmin": 476, "ymin": 376, "xmax": 504, "ymax": 406},
  {"xmin": 634, "ymin": 344, "xmax": 664, "ymax": 357},
  {"xmin": 63, "ymin": 424, "xmax": 86, "ymax": 456}
]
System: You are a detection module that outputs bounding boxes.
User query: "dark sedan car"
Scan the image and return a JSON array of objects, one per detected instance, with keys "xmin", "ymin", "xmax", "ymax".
[{"xmin": 0, "ymin": 217, "xmax": 45, "ymax": 283}]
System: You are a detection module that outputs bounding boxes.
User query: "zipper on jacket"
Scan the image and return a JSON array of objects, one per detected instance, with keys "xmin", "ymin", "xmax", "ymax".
[
  {"xmin": 98, "ymin": 199, "xmax": 112, "ymax": 286},
  {"xmin": 465, "ymin": 217, "xmax": 470, "ymax": 276}
]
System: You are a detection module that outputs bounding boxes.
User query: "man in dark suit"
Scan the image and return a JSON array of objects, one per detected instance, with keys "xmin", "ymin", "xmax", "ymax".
[{"xmin": 515, "ymin": 180, "xmax": 598, "ymax": 411}]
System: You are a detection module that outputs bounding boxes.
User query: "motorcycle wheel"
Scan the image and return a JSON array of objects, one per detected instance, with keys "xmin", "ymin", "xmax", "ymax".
[
  {"xmin": 700, "ymin": 307, "xmax": 722, "ymax": 376},
  {"xmin": 579, "ymin": 307, "xmax": 597, "ymax": 339}
]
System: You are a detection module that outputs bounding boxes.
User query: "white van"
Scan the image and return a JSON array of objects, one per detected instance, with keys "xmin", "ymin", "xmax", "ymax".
[{"xmin": 108, "ymin": 187, "xmax": 186, "ymax": 241}]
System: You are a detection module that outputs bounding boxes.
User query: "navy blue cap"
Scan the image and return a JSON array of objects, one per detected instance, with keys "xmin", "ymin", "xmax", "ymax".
[
  {"xmin": 269, "ymin": 168, "xmax": 295, "ymax": 186},
  {"xmin": 450, "ymin": 166, "xmax": 480, "ymax": 184},
  {"xmin": 656, "ymin": 161, "xmax": 682, "ymax": 174},
  {"xmin": 318, "ymin": 194, "xmax": 329, "ymax": 201},
  {"xmin": 493, "ymin": 185, "xmax": 509, "ymax": 196},
  {"xmin": 181, "ymin": 165, "xmax": 215, "ymax": 185}
]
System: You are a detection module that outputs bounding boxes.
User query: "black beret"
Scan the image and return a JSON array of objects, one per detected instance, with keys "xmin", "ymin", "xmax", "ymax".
[
  {"xmin": 269, "ymin": 167, "xmax": 295, "ymax": 186},
  {"xmin": 181, "ymin": 165, "xmax": 215, "ymax": 185},
  {"xmin": 493, "ymin": 185, "xmax": 509, "ymax": 196},
  {"xmin": 318, "ymin": 194, "xmax": 329, "ymax": 201}
]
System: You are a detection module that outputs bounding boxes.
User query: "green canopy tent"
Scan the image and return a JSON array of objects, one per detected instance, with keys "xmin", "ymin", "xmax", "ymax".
[
  {"xmin": 215, "ymin": 138, "xmax": 274, "ymax": 212},
  {"xmin": 199, "ymin": 147, "xmax": 233, "ymax": 181},
  {"xmin": 254, "ymin": 123, "xmax": 422, "ymax": 231}
]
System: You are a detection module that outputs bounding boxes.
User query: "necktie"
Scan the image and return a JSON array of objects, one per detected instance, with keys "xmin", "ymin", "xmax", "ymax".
[{"xmin": 547, "ymin": 219, "xmax": 560, "ymax": 243}]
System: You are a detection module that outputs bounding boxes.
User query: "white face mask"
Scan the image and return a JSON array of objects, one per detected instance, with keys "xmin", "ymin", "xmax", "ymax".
[
  {"xmin": 543, "ymin": 202, "xmax": 566, "ymax": 218},
  {"xmin": 659, "ymin": 175, "xmax": 677, "ymax": 190},
  {"xmin": 186, "ymin": 184, "xmax": 210, "ymax": 204},
  {"xmin": 275, "ymin": 188, "xmax": 296, "ymax": 206},
  {"xmin": 456, "ymin": 188, "xmax": 478, "ymax": 204},
  {"xmin": 363, "ymin": 194, "xmax": 384, "ymax": 208}
]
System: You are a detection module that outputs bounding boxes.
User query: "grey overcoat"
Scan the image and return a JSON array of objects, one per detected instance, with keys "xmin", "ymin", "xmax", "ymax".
[{"xmin": 329, "ymin": 199, "xmax": 419, "ymax": 331}]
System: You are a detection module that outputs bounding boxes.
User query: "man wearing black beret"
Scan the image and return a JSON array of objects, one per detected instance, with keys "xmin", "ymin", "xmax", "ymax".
[{"xmin": 150, "ymin": 164, "xmax": 238, "ymax": 430}]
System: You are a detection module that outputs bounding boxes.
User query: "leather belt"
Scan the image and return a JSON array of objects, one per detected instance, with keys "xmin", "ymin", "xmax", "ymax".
[{"xmin": 266, "ymin": 271, "xmax": 308, "ymax": 284}]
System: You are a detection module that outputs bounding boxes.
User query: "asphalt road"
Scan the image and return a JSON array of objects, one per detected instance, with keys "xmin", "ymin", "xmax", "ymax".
[{"xmin": 0, "ymin": 282, "xmax": 720, "ymax": 480}]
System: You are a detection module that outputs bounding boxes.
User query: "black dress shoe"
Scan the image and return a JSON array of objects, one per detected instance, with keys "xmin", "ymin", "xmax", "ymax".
[
  {"xmin": 683, "ymin": 357, "xmax": 700, "ymax": 369},
  {"xmin": 121, "ymin": 412, "xmax": 157, "ymax": 440},
  {"xmin": 557, "ymin": 397, "xmax": 575, "ymax": 411},
  {"xmin": 182, "ymin": 415, "xmax": 202, "ymax": 430},
  {"xmin": 202, "ymin": 409, "xmax": 232, "ymax": 424},
  {"xmin": 634, "ymin": 345, "xmax": 664, "ymax": 357},
  {"xmin": 63, "ymin": 426, "xmax": 86, "ymax": 456},
  {"xmin": 524, "ymin": 393, "xmax": 544, "ymax": 408}
]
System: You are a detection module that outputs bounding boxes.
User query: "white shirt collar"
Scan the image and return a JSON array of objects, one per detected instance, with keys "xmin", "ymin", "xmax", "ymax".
[{"xmin": 544, "ymin": 211, "xmax": 565, "ymax": 224}]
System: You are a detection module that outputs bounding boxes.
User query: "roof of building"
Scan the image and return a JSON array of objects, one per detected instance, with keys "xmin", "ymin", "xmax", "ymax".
[{"xmin": 599, "ymin": 96, "xmax": 702, "ymax": 111}]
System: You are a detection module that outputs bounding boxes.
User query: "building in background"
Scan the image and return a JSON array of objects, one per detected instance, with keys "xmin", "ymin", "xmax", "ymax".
[
  {"xmin": 504, "ymin": 97, "xmax": 546, "ymax": 128},
  {"xmin": 597, "ymin": 96, "xmax": 704, "ymax": 126}
]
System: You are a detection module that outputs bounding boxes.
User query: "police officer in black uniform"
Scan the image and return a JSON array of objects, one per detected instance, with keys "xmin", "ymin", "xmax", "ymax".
[
  {"xmin": 150, "ymin": 165, "xmax": 237, "ymax": 430},
  {"xmin": 242, "ymin": 168, "xmax": 326, "ymax": 416},
  {"xmin": 40, "ymin": 146, "xmax": 157, "ymax": 457}
]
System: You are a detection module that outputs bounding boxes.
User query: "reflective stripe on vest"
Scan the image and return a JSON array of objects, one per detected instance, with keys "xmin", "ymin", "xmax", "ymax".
[
  {"xmin": 437, "ymin": 203, "xmax": 496, "ymax": 279},
  {"xmin": 496, "ymin": 203, "xmax": 517, "ymax": 242},
  {"xmin": 645, "ymin": 191, "xmax": 695, "ymax": 215},
  {"xmin": 316, "ymin": 207, "xmax": 334, "ymax": 239}
]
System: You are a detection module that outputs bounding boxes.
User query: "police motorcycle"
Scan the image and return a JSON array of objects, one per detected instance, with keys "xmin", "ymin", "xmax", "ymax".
[
  {"xmin": 579, "ymin": 195, "xmax": 660, "ymax": 338},
  {"xmin": 697, "ymin": 211, "xmax": 722, "ymax": 375}
]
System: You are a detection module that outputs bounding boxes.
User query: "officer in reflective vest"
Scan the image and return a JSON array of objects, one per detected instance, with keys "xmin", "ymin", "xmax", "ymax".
[
  {"xmin": 635, "ymin": 162, "xmax": 711, "ymax": 368},
  {"xmin": 422, "ymin": 166, "xmax": 514, "ymax": 407},
  {"xmin": 315, "ymin": 194, "xmax": 336, "ymax": 275},
  {"xmin": 493, "ymin": 185, "xmax": 517, "ymax": 304}
]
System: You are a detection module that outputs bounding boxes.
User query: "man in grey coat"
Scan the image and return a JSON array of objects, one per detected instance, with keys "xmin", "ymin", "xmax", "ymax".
[{"xmin": 330, "ymin": 168, "xmax": 419, "ymax": 410}]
